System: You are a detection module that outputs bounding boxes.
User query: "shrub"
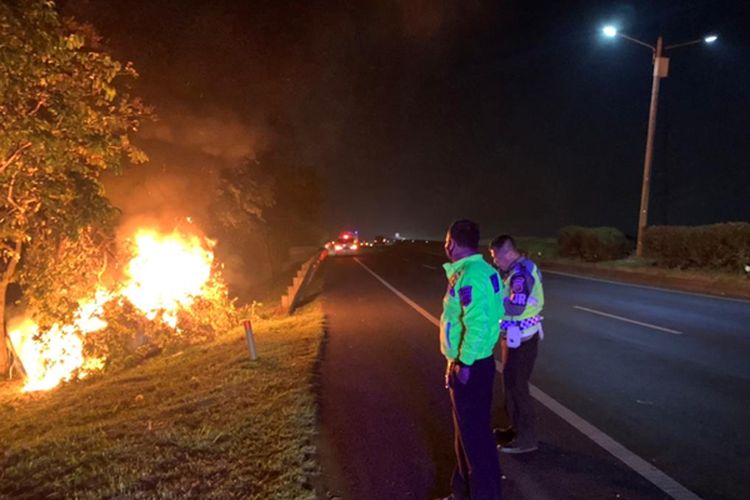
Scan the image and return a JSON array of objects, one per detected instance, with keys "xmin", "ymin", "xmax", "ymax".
[
  {"xmin": 558, "ymin": 225, "xmax": 629, "ymax": 262},
  {"xmin": 644, "ymin": 223, "xmax": 750, "ymax": 272},
  {"xmin": 559, "ymin": 226, "xmax": 585, "ymax": 258}
]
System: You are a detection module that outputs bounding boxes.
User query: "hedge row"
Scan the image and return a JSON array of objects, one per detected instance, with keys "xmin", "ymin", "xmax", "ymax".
[
  {"xmin": 558, "ymin": 225, "xmax": 629, "ymax": 262},
  {"xmin": 643, "ymin": 223, "xmax": 750, "ymax": 271}
]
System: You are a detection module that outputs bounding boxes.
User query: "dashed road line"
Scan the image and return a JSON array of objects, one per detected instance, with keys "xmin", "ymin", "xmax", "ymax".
[
  {"xmin": 354, "ymin": 257, "xmax": 701, "ymax": 500},
  {"xmin": 573, "ymin": 305, "xmax": 684, "ymax": 335}
]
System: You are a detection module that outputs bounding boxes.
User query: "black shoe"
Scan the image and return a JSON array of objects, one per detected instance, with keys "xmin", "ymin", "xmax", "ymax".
[
  {"xmin": 493, "ymin": 426, "xmax": 515, "ymax": 446},
  {"xmin": 498, "ymin": 439, "xmax": 538, "ymax": 454}
]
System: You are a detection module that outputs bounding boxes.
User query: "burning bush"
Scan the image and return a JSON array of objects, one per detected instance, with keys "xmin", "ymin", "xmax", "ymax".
[{"xmin": 8, "ymin": 226, "xmax": 238, "ymax": 392}]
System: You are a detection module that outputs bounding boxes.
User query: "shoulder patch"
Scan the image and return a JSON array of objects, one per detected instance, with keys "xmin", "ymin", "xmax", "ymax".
[
  {"xmin": 490, "ymin": 274, "xmax": 500, "ymax": 294},
  {"xmin": 458, "ymin": 286, "xmax": 472, "ymax": 306}
]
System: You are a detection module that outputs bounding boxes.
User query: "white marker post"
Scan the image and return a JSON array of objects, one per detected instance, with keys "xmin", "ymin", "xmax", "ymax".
[{"xmin": 243, "ymin": 319, "xmax": 257, "ymax": 360}]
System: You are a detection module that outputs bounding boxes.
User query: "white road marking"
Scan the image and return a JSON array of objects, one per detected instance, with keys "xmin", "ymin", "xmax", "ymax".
[
  {"xmin": 545, "ymin": 269, "xmax": 750, "ymax": 304},
  {"xmin": 573, "ymin": 305, "xmax": 684, "ymax": 335},
  {"xmin": 355, "ymin": 258, "xmax": 440, "ymax": 328},
  {"xmin": 421, "ymin": 263, "xmax": 438, "ymax": 270},
  {"xmin": 529, "ymin": 387, "xmax": 701, "ymax": 500},
  {"xmin": 353, "ymin": 257, "xmax": 702, "ymax": 500}
]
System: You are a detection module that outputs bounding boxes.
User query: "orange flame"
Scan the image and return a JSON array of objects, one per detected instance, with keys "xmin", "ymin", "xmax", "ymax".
[
  {"xmin": 8, "ymin": 227, "xmax": 218, "ymax": 392},
  {"xmin": 8, "ymin": 289, "xmax": 110, "ymax": 392},
  {"xmin": 121, "ymin": 229, "xmax": 215, "ymax": 328}
]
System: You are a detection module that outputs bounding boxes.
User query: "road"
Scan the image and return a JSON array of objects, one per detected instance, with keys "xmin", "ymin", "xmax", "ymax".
[{"xmin": 317, "ymin": 244, "xmax": 750, "ymax": 500}]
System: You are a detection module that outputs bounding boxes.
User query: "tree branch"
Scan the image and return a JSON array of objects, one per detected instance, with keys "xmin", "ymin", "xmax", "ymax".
[
  {"xmin": 0, "ymin": 142, "xmax": 32, "ymax": 174},
  {"xmin": 1, "ymin": 238, "xmax": 22, "ymax": 283},
  {"xmin": 27, "ymin": 97, "xmax": 46, "ymax": 117}
]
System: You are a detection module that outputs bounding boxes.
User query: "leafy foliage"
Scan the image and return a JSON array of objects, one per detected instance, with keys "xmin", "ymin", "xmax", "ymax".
[
  {"xmin": 0, "ymin": 0, "xmax": 149, "ymax": 376},
  {"xmin": 558, "ymin": 225, "xmax": 629, "ymax": 262},
  {"xmin": 84, "ymin": 270, "xmax": 238, "ymax": 372},
  {"xmin": 644, "ymin": 223, "xmax": 750, "ymax": 272},
  {"xmin": 211, "ymin": 159, "xmax": 275, "ymax": 231}
]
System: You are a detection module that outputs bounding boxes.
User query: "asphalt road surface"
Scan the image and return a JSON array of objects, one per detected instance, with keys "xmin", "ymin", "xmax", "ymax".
[{"xmin": 317, "ymin": 244, "xmax": 750, "ymax": 500}]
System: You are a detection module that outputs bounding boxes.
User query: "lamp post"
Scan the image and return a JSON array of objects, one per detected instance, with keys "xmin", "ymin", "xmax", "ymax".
[{"xmin": 602, "ymin": 26, "xmax": 717, "ymax": 257}]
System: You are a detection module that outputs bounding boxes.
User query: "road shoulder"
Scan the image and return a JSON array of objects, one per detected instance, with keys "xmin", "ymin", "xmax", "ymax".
[{"xmin": 540, "ymin": 259, "xmax": 750, "ymax": 301}]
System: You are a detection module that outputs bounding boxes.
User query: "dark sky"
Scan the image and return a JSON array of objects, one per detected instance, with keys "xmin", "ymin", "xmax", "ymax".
[{"xmin": 64, "ymin": 0, "xmax": 750, "ymax": 239}]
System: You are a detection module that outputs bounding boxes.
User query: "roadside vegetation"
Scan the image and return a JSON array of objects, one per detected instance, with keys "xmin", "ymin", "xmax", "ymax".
[
  {"xmin": 0, "ymin": 298, "xmax": 324, "ymax": 499},
  {"xmin": 515, "ymin": 223, "xmax": 750, "ymax": 299}
]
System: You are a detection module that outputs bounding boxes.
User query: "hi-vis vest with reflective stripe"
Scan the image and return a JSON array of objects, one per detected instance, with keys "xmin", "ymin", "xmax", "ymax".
[
  {"xmin": 502, "ymin": 257, "xmax": 544, "ymax": 320},
  {"xmin": 501, "ymin": 257, "xmax": 545, "ymax": 338},
  {"xmin": 440, "ymin": 254, "xmax": 504, "ymax": 365}
]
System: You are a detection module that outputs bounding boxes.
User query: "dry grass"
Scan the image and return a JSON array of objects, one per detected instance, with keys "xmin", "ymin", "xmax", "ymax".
[{"xmin": 0, "ymin": 301, "xmax": 324, "ymax": 499}]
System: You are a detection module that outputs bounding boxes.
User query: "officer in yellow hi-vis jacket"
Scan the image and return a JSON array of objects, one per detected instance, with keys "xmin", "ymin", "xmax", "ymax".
[
  {"xmin": 490, "ymin": 235, "xmax": 544, "ymax": 454},
  {"xmin": 437, "ymin": 220, "xmax": 504, "ymax": 500}
]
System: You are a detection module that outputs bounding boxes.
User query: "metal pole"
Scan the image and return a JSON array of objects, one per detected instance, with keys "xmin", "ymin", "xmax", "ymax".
[
  {"xmin": 636, "ymin": 36, "xmax": 663, "ymax": 257},
  {"xmin": 243, "ymin": 320, "xmax": 257, "ymax": 361}
]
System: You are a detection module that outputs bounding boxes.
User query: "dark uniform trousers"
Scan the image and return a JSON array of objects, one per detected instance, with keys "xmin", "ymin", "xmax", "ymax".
[
  {"xmin": 503, "ymin": 333, "xmax": 539, "ymax": 446},
  {"xmin": 449, "ymin": 355, "xmax": 502, "ymax": 500}
]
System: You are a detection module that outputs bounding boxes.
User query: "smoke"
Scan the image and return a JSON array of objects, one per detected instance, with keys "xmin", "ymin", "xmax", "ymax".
[
  {"xmin": 103, "ymin": 104, "xmax": 274, "ymax": 299},
  {"xmin": 138, "ymin": 107, "xmax": 264, "ymax": 163}
]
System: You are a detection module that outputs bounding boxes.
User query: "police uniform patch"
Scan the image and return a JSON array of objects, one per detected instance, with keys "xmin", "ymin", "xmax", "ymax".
[
  {"xmin": 490, "ymin": 273, "xmax": 500, "ymax": 294},
  {"xmin": 458, "ymin": 286, "xmax": 472, "ymax": 306}
]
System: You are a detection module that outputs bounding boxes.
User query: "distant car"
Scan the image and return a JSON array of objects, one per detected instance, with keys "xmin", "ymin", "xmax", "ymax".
[
  {"xmin": 328, "ymin": 231, "xmax": 360, "ymax": 256},
  {"xmin": 372, "ymin": 235, "xmax": 391, "ymax": 246}
]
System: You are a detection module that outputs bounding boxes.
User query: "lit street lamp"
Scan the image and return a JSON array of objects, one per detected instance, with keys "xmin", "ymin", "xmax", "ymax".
[{"xmin": 601, "ymin": 25, "xmax": 717, "ymax": 257}]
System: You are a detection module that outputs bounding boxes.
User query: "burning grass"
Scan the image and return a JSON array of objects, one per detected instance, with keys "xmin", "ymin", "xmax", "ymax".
[{"xmin": 0, "ymin": 300, "xmax": 324, "ymax": 499}]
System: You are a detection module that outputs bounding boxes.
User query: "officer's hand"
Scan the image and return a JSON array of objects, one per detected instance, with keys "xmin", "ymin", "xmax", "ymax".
[{"xmin": 454, "ymin": 363, "xmax": 471, "ymax": 385}]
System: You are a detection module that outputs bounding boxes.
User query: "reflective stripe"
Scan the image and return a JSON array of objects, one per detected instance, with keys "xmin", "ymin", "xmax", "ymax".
[
  {"xmin": 501, "ymin": 315, "xmax": 542, "ymax": 331},
  {"xmin": 501, "ymin": 316, "xmax": 544, "ymax": 341}
]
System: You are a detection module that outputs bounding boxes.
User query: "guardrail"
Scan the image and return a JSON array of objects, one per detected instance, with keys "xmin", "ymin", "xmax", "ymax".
[{"xmin": 281, "ymin": 249, "xmax": 327, "ymax": 314}]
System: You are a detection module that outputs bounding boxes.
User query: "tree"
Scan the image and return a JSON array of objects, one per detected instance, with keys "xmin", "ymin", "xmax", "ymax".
[
  {"xmin": 0, "ymin": 1, "xmax": 148, "ymax": 378},
  {"xmin": 259, "ymin": 154, "xmax": 325, "ymax": 272},
  {"xmin": 211, "ymin": 159, "xmax": 275, "ymax": 233}
]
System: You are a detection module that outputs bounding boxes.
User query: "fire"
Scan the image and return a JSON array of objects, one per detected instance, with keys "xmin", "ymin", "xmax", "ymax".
[
  {"xmin": 121, "ymin": 229, "xmax": 215, "ymax": 328},
  {"xmin": 8, "ymin": 289, "xmax": 110, "ymax": 392},
  {"xmin": 7, "ymin": 227, "xmax": 219, "ymax": 392}
]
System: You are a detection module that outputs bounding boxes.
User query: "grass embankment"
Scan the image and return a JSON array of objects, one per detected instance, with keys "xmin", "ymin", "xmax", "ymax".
[{"xmin": 0, "ymin": 298, "xmax": 324, "ymax": 498}]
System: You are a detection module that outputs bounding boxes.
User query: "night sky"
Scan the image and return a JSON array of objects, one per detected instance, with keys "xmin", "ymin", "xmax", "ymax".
[{"xmin": 64, "ymin": 0, "xmax": 750, "ymax": 240}]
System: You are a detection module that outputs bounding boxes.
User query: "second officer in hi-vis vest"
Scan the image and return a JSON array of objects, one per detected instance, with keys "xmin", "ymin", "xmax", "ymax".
[{"xmin": 490, "ymin": 235, "xmax": 545, "ymax": 454}]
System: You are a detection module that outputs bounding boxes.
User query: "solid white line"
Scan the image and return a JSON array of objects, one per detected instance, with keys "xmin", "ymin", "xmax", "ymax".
[
  {"xmin": 354, "ymin": 258, "xmax": 439, "ymax": 328},
  {"xmin": 353, "ymin": 257, "xmax": 701, "ymax": 500},
  {"xmin": 529, "ymin": 386, "xmax": 701, "ymax": 500},
  {"xmin": 421, "ymin": 263, "xmax": 438, "ymax": 270},
  {"xmin": 545, "ymin": 269, "xmax": 750, "ymax": 304},
  {"xmin": 573, "ymin": 305, "xmax": 684, "ymax": 335}
]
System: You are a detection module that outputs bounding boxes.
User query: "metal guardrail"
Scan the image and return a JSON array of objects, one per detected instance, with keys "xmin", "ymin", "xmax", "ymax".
[{"xmin": 281, "ymin": 250, "xmax": 327, "ymax": 315}]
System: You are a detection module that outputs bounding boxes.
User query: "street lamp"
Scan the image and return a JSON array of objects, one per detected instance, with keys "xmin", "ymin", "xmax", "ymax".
[
  {"xmin": 603, "ymin": 26, "xmax": 618, "ymax": 38},
  {"xmin": 601, "ymin": 26, "xmax": 717, "ymax": 257}
]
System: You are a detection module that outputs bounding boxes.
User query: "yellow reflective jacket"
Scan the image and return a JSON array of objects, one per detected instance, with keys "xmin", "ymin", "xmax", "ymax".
[{"xmin": 440, "ymin": 254, "xmax": 504, "ymax": 365}]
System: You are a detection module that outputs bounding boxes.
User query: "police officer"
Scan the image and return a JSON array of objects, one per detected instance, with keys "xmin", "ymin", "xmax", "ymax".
[
  {"xmin": 437, "ymin": 220, "xmax": 504, "ymax": 500},
  {"xmin": 490, "ymin": 235, "xmax": 544, "ymax": 454}
]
